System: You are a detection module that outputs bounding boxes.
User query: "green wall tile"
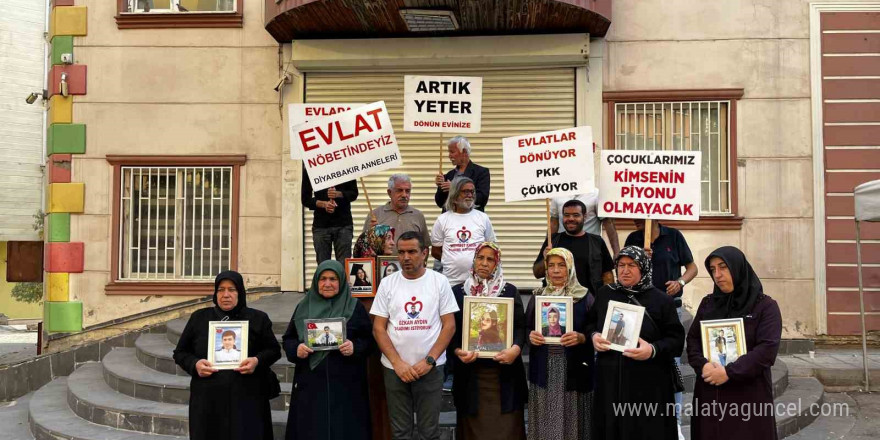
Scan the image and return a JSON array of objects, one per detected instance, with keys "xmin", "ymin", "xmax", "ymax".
[
  {"xmin": 48, "ymin": 124, "xmax": 86, "ymax": 155},
  {"xmin": 50, "ymin": 36, "xmax": 73, "ymax": 66},
  {"xmin": 48, "ymin": 213, "xmax": 71, "ymax": 242},
  {"xmin": 45, "ymin": 301, "xmax": 82, "ymax": 333}
]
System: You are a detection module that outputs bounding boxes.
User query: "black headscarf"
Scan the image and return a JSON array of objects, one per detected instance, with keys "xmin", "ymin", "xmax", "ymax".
[
  {"xmin": 213, "ymin": 270, "xmax": 247, "ymax": 320},
  {"xmin": 610, "ymin": 245, "xmax": 654, "ymax": 294},
  {"xmin": 703, "ymin": 246, "xmax": 763, "ymax": 319}
]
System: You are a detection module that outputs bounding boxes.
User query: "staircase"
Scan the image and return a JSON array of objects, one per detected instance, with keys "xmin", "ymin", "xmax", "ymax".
[{"xmin": 0, "ymin": 293, "xmax": 832, "ymax": 439}]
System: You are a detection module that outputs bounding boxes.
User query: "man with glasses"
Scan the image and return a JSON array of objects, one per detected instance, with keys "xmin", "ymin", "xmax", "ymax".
[
  {"xmin": 431, "ymin": 176, "xmax": 496, "ymax": 286},
  {"xmin": 533, "ymin": 199, "xmax": 614, "ymax": 296},
  {"xmin": 434, "ymin": 136, "xmax": 490, "ymax": 213}
]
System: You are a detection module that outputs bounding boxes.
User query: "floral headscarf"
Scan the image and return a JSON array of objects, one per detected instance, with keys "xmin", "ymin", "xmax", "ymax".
[
  {"xmin": 463, "ymin": 242, "xmax": 506, "ymax": 297},
  {"xmin": 353, "ymin": 224, "xmax": 395, "ymax": 258},
  {"xmin": 611, "ymin": 245, "xmax": 654, "ymax": 294},
  {"xmin": 537, "ymin": 247, "xmax": 588, "ymax": 302}
]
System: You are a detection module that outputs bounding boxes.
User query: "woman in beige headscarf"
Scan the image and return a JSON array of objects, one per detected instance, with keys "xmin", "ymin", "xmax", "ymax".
[{"xmin": 525, "ymin": 247, "xmax": 595, "ymax": 440}]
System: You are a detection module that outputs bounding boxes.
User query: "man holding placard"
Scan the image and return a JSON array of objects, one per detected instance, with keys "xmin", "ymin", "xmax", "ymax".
[
  {"xmin": 549, "ymin": 188, "xmax": 620, "ymax": 255},
  {"xmin": 301, "ymin": 169, "xmax": 359, "ymax": 264},
  {"xmin": 434, "ymin": 136, "xmax": 491, "ymax": 213}
]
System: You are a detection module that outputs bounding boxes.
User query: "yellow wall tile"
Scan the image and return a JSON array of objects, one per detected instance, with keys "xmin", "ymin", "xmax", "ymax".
[
  {"xmin": 51, "ymin": 6, "xmax": 88, "ymax": 39},
  {"xmin": 48, "ymin": 183, "xmax": 85, "ymax": 213},
  {"xmin": 49, "ymin": 95, "xmax": 73, "ymax": 124},
  {"xmin": 48, "ymin": 272, "xmax": 70, "ymax": 302}
]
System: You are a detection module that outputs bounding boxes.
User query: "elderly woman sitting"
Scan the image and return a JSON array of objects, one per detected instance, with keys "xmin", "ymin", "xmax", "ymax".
[
  {"xmin": 587, "ymin": 246, "xmax": 685, "ymax": 440},
  {"xmin": 525, "ymin": 247, "xmax": 595, "ymax": 440},
  {"xmin": 282, "ymin": 260, "xmax": 373, "ymax": 440}
]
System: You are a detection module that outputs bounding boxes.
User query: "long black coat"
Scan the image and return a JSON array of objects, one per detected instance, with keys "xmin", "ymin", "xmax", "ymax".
[
  {"xmin": 173, "ymin": 306, "xmax": 281, "ymax": 440},
  {"xmin": 525, "ymin": 294, "xmax": 595, "ymax": 392},
  {"xmin": 687, "ymin": 294, "xmax": 782, "ymax": 440},
  {"xmin": 282, "ymin": 301, "xmax": 373, "ymax": 440},
  {"xmin": 447, "ymin": 283, "xmax": 528, "ymax": 416},
  {"xmin": 586, "ymin": 285, "xmax": 684, "ymax": 440}
]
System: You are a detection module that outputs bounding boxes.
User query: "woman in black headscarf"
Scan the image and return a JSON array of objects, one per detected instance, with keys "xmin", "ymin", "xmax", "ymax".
[
  {"xmin": 687, "ymin": 246, "xmax": 782, "ymax": 440},
  {"xmin": 173, "ymin": 271, "xmax": 282, "ymax": 440},
  {"xmin": 587, "ymin": 246, "xmax": 684, "ymax": 440},
  {"xmin": 283, "ymin": 260, "xmax": 373, "ymax": 440}
]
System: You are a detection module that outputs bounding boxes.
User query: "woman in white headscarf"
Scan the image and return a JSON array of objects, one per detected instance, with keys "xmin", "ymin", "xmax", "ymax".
[
  {"xmin": 448, "ymin": 242, "xmax": 527, "ymax": 440},
  {"xmin": 525, "ymin": 247, "xmax": 595, "ymax": 440}
]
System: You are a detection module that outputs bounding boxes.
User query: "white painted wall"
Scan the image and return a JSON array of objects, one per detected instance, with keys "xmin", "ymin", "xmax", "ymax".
[{"xmin": 0, "ymin": 0, "xmax": 46, "ymax": 241}]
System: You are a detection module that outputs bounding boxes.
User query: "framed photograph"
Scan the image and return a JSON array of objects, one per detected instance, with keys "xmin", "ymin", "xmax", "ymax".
[
  {"xmin": 601, "ymin": 300, "xmax": 645, "ymax": 352},
  {"xmin": 305, "ymin": 318, "xmax": 347, "ymax": 351},
  {"xmin": 208, "ymin": 321, "xmax": 249, "ymax": 370},
  {"xmin": 700, "ymin": 318, "xmax": 747, "ymax": 367},
  {"xmin": 462, "ymin": 296, "xmax": 514, "ymax": 358},
  {"xmin": 346, "ymin": 257, "xmax": 376, "ymax": 297},
  {"xmin": 377, "ymin": 256, "xmax": 401, "ymax": 286},
  {"xmin": 534, "ymin": 296, "xmax": 574, "ymax": 345}
]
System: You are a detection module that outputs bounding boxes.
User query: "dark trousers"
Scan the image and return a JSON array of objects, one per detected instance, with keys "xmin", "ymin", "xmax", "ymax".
[
  {"xmin": 312, "ymin": 225, "xmax": 353, "ymax": 264},
  {"xmin": 383, "ymin": 366, "xmax": 443, "ymax": 440}
]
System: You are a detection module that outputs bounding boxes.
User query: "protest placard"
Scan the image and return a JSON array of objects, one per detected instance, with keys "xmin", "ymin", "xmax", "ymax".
[
  {"xmin": 502, "ymin": 126, "xmax": 595, "ymax": 203},
  {"xmin": 404, "ymin": 75, "xmax": 482, "ymax": 134},
  {"xmin": 291, "ymin": 101, "xmax": 402, "ymax": 191},
  {"xmin": 288, "ymin": 103, "xmax": 365, "ymax": 159},
  {"xmin": 598, "ymin": 150, "xmax": 702, "ymax": 221}
]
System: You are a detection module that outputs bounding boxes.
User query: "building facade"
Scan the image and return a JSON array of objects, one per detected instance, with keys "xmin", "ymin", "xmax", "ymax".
[{"xmin": 37, "ymin": 0, "xmax": 880, "ymax": 345}]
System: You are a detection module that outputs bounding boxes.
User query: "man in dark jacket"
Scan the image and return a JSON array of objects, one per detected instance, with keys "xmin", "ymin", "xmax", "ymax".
[
  {"xmin": 301, "ymin": 165, "xmax": 359, "ymax": 263},
  {"xmin": 434, "ymin": 136, "xmax": 490, "ymax": 212}
]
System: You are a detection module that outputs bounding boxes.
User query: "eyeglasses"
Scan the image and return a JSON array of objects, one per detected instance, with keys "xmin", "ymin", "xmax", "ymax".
[
  {"xmin": 616, "ymin": 263, "xmax": 639, "ymax": 271},
  {"xmin": 460, "ymin": 189, "xmax": 476, "ymax": 195}
]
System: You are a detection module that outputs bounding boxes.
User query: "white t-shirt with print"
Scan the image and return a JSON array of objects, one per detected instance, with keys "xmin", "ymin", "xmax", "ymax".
[
  {"xmin": 370, "ymin": 270, "xmax": 459, "ymax": 369},
  {"xmin": 549, "ymin": 187, "xmax": 602, "ymax": 235},
  {"xmin": 431, "ymin": 209, "xmax": 496, "ymax": 285}
]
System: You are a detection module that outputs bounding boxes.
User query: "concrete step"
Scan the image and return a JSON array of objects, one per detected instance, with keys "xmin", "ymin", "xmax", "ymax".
[
  {"xmin": 102, "ymin": 347, "xmax": 291, "ymax": 410},
  {"xmin": 0, "ymin": 392, "xmax": 34, "ymax": 440},
  {"xmin": 775, "ymin": 377, "xmax": 827, "ymax": 439},
  {"xmin": 66, "ymin": 363, "xmax": 288, "ymax": 438},
  {"xmin": 29, "ymin": 377, "xmax": 186, "ymax": 440},
  {"xmin": 136, "ymin": 333, "xmax": 295, "ymax": 382},
  {"xmin": 783, "ymin": 393, "xmax": 857, "ymax": 439},
  {"xmin": 165, "ymin": 318, "xmax": 286, "ymax": 350}
]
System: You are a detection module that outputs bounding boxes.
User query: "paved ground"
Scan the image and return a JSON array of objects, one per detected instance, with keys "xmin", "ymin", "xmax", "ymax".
[
  {"xmin": 844, "ymin": 392, "xmax": 880, "ymax": 440},
  {"xmin": 781, "ymin": 348, "xmax": 880, "ymax": 392},
  {"xmin": 0, "ymin": 326, "xmax": 37, "ymax": 364}
]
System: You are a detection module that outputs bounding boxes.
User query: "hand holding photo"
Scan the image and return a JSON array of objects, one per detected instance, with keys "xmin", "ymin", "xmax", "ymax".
[
  {"xmin": 207, "ymin": 321, "xmax": 250, "ymax": 369},
  {"xmin": 700, "ymin": 318, "xmax": 747, "ymax": 367},
  {"xmin": 534, "ymin": 296, "xmax": 574, "ymax": 345},
  {"xmin": 305, "ymin": 318, "xmax": 347, "ymax": 351},
  {"xmin": 601, "ymin": 300, "xmax": 645, "ymax": 352},
  {"xmin": 462, "ymin": 297, "xmax": 514, "ymax": 358}
]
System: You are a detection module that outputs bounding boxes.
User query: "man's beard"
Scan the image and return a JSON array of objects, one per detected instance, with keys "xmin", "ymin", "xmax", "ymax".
[
  {"xmin": 564, "ymin": 221, "xmax": 584, "ymax": 234},
  {"xmin": 457, "ymin": 199, "xmax": 475, "ymax": 210}
]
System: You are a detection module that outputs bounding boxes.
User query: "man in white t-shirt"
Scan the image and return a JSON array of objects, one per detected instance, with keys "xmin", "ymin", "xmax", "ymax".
[
  {"xmin": 371, "ymin": 231, "xmax": 459, "ymax": 440},
  {"xmin": 431, "ymin": 176, "xmax": 496, "ymax": 286},
  {"xmin": 549, "ymin": 187, "xmax": 620, "ymax": 255}
]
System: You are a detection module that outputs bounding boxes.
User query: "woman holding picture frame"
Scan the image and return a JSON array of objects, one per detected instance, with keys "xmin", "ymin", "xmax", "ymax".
[
  {"xmin": 172, "ymin": 271, "xmax": 281, "ymax": 440},
  {"xmin": 525, "ymin": 247, "xmax": 594, "ymax": 440},
  {"xmin": 448, "ymin": 242, "xmax": 527, "ymax": 440},
  {"xmin": 686, "ymin": 246, "xmax": 782, "ymax": 440},
  {"xmin": 587, "ymin": 246, "xmax": 684, "ymax": 440},
  {"xmin": 282, "ymin": 260, "xmax": 374, "ymax": 440}
]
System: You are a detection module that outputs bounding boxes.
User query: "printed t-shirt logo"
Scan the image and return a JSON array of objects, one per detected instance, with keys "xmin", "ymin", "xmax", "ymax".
[
  {"xmin": 456, "ymin": 226, "xmax": 472, "ymax": 243},
  {"xmin": 405, "ymin": 296, "xmax": 423, "ymax": 319}
]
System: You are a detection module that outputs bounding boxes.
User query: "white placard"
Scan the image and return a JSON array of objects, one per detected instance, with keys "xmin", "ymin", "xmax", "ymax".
[
  {"xmin": 404, "ymin": 75, "xmax": 482, "ymax": 133},
  {"xmin": 501, "ymin": 126, "xmax": 595, "ymax": 202},
  {"xmin": 288, "ymin": 103, "xmax": 365, "ymax": 159},
  {"xmin": 598, "ymin": 150, "xmax": 702, "ymax": 221},
  {"xmin": 291, "ymin": 101, "xmax": 402, "ymax": 191}
]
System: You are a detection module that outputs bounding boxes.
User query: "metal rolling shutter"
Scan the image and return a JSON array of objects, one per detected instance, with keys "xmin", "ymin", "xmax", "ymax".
[{"xmin": 303, "ymin": 68, "xmax": 576, "ymax": 290}]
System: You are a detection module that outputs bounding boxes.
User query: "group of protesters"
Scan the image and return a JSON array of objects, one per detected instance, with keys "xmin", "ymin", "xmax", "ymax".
[{"xmin": 173, "ymin": 135, "xmax": 783, "ymax": 440}]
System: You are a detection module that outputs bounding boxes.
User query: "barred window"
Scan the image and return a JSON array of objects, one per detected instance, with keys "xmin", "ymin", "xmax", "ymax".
[
  {"xmin": 119, "ymin": 167, "xmax": 233, "ymax": 281},
  {"xmin": 127, "ymin": 0, "xmax": 235, "ymax": 13},
  {"xmin": 613, "ymin": 101, "xmax": 732, "ymax": 215}
]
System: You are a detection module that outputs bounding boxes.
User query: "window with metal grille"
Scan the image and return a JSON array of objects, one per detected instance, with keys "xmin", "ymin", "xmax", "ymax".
[
  {"xmin": 613, "ymin": 101, "xmax": 732, "ymax": 215},
  {"xmin": 127, "ymin": 0, "xmax": 235, "ymax": 13},
  {"xmin": 119, "ymin": 167, "xmax": 233, "ymax": 281}
]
